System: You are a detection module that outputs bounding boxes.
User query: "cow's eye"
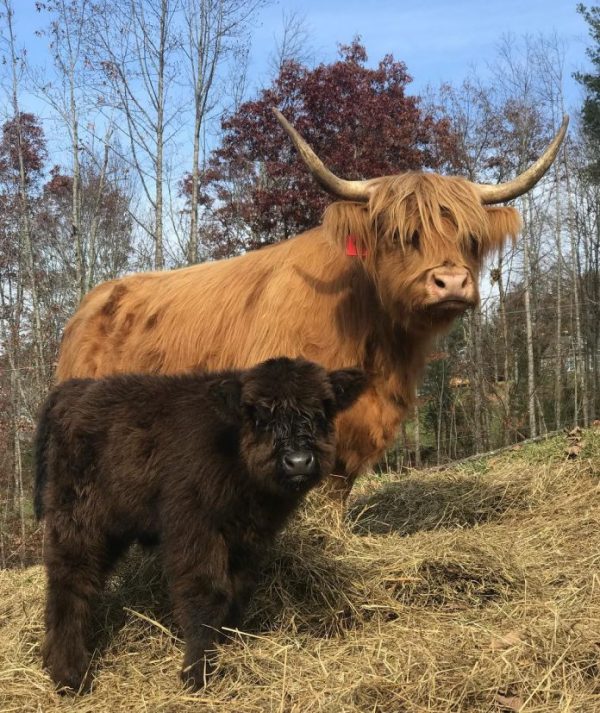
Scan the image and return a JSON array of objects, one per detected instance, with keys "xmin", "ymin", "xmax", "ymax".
[
  {"xmin": 410, "ymin": 231, "xmax": 420, "ymax": 250},
  {"xmin": 469, "ymin": 235, "xmax": 480, "ymax": 258}
]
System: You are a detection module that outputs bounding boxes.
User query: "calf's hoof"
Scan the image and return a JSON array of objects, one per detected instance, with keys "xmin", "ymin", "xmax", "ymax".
[
  {"xmin": 181, "ymin": 657, "xmax": 215, "ymax": 691},
  {"xmin": 43, "ymin": 642, "xmax": 91, "ymax": 694}
]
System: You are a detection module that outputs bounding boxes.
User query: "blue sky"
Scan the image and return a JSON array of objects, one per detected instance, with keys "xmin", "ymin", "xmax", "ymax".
[
  {"xmin": 16, "ymin": 0, "xmax": 590, "ymax": 105},
  {"xmin": 9, "ymin": 0, "xmax": 591, "ymax": 163},
  {"xmin": 247, "ymin": 0, "xmax": 589, "ymax": 110}
]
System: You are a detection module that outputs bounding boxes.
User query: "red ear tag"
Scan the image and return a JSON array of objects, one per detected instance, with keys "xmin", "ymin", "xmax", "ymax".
[{"xmin": 346, "ymin": 234, "xmax": 368, "ymax": 257}]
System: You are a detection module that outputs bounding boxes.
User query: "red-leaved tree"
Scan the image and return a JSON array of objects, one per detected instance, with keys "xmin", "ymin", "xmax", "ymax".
[{"xmin": 185, "ymin": 39, "xmax": 458, "ymax": 257}]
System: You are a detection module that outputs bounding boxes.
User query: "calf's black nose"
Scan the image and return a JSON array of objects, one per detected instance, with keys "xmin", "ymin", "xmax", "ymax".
[{"xmin": 281, "ymin": 450, "xmax": 317, "ymax": 477}]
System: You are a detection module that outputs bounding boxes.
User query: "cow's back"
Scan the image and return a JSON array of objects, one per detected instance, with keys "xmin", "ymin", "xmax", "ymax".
[{"xmin": 55, "ymin": 229, "xmax": 362, "ymax": 382}]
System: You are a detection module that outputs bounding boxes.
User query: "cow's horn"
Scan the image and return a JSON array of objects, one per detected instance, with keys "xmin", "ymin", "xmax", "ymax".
[
  {"xmin": 273, "ymin": 108, "xmax": 371, "ymax": 201},
  {"xmin": 476, "ymin": 115, "xmax": 569, "ymax": 204}
]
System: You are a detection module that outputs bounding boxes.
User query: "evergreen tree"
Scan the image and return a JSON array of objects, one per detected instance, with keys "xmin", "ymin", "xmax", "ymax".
[{"xmin": 575, "ymin": 4, "xmax": 600, "ymax": 178}]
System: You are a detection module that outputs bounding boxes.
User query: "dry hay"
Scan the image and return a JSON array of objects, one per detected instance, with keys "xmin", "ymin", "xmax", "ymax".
[{"xmin": 1, "ymin": 431, "xmax": 599, "ymax": 712}]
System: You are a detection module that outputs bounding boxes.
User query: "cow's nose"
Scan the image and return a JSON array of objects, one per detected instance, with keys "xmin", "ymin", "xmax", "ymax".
[
  {"xmin": 427, "ymin": 267, "xmax": 473, "ymax": 303},
  {"xmin": 281, "ymin": 450, "xmax": 317, "ymax": 477}
]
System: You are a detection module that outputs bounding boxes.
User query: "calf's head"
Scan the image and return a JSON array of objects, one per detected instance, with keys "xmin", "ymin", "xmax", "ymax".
[{"xmin": 214, "ymin": 357, "xmax": 367, "ymax": 495}]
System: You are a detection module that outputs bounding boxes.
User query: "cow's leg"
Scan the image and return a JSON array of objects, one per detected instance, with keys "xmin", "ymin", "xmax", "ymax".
[
  {"xmin": 331, "ymin": 401, "xmax": 401, "ymax": 503},
  {"xmin": 42, "ymin": 526, "xmax": 116, "ymax": 692},
  {"xmin": 324, "ymin": 471, "xmax": 356, "ymax": 503},
  {"xmin": 323, "ymin": 458, "xmax": 363, "ymax": 505},
  {"xmin": 164, "ymin": 526, "xmax": 232, "ymax": 691}
]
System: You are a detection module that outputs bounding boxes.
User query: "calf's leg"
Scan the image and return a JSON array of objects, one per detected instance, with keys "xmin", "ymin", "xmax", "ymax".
[
  {"xmin": 225, "ymin": 559, "xmax": 260, "ymax": 631},
  {"xmin": 42, "ymin": 526, "xmax": 116, "ymax": 692},
  {"xmin": 164, "ymin": 528, "xmax": 233, "ymax": 691}
]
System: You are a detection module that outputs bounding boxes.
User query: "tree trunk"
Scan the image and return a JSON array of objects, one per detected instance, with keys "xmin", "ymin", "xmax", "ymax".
[
  {"xmin": 4, "ymin": 0, "xmax": 47, "ymax": 389},
  {"xmin": 554, "ymin": 162, "xmax": 563, "ymax": 429},
  {"xmin": 414, "ymin": 400, "xmax": 421, "ymax": 468},
  {"xmin": 564, "ymin": 145, "xmax": 589, "ymax": 426},
  {"xmin": 70, "ymin": 74, "xmax": 84, "ymax": 300},
  {"xmin": 467, "ymin": 309, "xmax": 484, "ymax": 453},
  {"xmin": 436, "ymin": 365, "xmax": 445, "ymax": 465},
  {"xmin": 495, "ymin": 252, "xmax": 512, "ymax": 444},
  {"xmin": 522, "ymin": 193, "xmax": 537, "ymax": 438},
  {"xmin": 87, "ymin": 129, "xmax": 113, "ymax": 291},
  {"xmin": 154, "ymin": 0, "xmax": 167, "ymax": 270}
]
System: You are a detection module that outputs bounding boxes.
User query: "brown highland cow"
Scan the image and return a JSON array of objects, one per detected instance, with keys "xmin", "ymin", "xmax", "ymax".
[
  {"xmin": 54, "ymin": 111, "xmax": 569, "ymax": 500},
  {"xmin": 34, "ymin": 357, "xmax": 366, "ymax": 692}
]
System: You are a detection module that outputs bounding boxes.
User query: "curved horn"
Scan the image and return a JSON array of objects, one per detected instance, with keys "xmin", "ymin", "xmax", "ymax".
[
  {"xmin": 477, "ymin": 114, "xmax": 569, "ymax": 204},
  {"xmin": 272, "ymin": 108, "xmax": 371, "ymax": 202}
]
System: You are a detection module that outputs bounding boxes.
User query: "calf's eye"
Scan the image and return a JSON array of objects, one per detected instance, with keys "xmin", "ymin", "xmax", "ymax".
[
  {"xmin": 246, "ymin": 405, "xmax": 271, "ymax": 431},
  {"xmin": 315, "ymin": 412, "xmax": 330, "ymax": 432},
  {"xmin": 410, "ymin": 231, "xmax": 420, "ymax": 250}
]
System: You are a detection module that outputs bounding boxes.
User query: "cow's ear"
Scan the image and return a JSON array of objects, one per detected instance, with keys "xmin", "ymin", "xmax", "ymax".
[
  {"xmin": 209, "ymin": 377, "xmax": 243, "ymax": 423},
  {"xmin": 482, "ymin": 206, "xmax": 521, "ymax": 257},
  {"xmin": 328, "ymin": 368, "xmax": 368, "ymax": 413}
]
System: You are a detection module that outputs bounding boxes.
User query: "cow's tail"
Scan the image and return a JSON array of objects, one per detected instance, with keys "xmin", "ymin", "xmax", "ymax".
[{"xmin": 34, "ymin": 391, "xmax": 58, "ymax": 520}]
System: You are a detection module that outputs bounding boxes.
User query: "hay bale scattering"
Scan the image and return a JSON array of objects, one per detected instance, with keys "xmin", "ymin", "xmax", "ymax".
[{"xmin": 1, "ymin": 430, "xmax": 599, "ymax": 711}]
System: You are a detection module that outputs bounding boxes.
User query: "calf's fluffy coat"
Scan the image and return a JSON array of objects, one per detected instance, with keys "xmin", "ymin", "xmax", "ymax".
[{"xmin": 34, "ymin": 357, "xmax": 366, "ymax": 692}]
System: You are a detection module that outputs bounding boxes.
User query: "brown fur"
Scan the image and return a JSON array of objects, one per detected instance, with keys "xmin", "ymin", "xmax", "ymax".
[
  {"xmin": 35, "ymin": 357, "xmax": 367, "ymax": 692},
  {"xmin": 56, "ymin": 173, "xmax": 522, "ymax": 497}
]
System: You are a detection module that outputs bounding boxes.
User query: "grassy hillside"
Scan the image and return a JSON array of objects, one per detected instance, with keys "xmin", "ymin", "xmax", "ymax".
[{"xmin": 1, "ymin": 430, "xmax": 599, "ymax": 712}]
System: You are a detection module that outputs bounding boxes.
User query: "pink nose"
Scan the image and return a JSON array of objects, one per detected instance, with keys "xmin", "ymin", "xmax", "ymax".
[{"xmin": 427, "ymin": 266, "xmax": 474, "ymax": 303}]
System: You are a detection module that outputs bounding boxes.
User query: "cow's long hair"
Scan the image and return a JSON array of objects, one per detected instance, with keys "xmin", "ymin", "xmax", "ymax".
[{"xmin": 323, "ymin": 173, "xmax": 522, "ymax": 275}]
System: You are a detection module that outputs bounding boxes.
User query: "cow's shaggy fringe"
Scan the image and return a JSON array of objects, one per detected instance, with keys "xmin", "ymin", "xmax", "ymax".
[
  {"xmin": 1, "ymin": 429, "xmax": 599, "ymax": 711},
  {"xmin": 323, "ymin": 174, "xmax": 521, "ymax": 274}
]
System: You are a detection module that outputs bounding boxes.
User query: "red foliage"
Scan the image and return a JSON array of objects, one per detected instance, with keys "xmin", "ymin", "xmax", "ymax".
[
  {"xmin": 0, "ymin": 113, "xmax": 47, "ymax": 185},
  {"xmin": 188, "ymin": 39, "xmax": 458, "ymax": 256},
  {"xmin": 44, "ymin": 165, "xmax": 73, "ymax": 196}
]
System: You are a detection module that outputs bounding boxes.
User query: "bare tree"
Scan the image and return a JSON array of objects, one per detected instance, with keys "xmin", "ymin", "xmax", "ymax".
[
  {"xmin": 268, "ymin": 9, "xmax": 313, "ymax": 75},
  {"xmin": 37, "ymin": 0, "xmax": 95, "ymax": 301},
  {"xmin": 0, "ymin": 0, "xmax": 47, "ymax": 388},
  {"xmin": 89, "ymin": 0, "xmax": 182, "ymax": 269},
  {"xmin": 0, "ymin": 0, "xmax": 48, "ymax": 564},
  {"xmin": 182, "ymin": 0, "xmax": 263, "ymax": 264},
  {"xmin": 0, "ymin": 282, "xmax": 26, "ymax": 561},
  {"xmin": 539, "ymin": 40, "xmax": 568, "ymax": 429},
  {"xmin": 521, "ymin": 191, "xmax": 538, "ymax": 437},
  {"xmin": 492, "ymin": 35, "xmax": 555, "ymax": 438}
]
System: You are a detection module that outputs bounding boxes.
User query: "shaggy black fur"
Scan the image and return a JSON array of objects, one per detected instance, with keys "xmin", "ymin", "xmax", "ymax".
[{"xmin": 34, "ymin": 357, "xmax": 366, "ymax": 692}]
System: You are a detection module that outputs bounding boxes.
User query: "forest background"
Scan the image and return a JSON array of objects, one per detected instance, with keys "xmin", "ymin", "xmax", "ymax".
[{"xmin": 1, "ymin": 0, "xmax": 599, "ymax": 566}]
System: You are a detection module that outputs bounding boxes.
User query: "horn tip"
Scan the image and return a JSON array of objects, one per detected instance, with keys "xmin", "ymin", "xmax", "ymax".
[
  {"xmin": 272, "ymin": 107, "xmax": 294, "ymax": 133},
  {"xmin": 272, "ymin": 107, "xmax": 286, "ymax": 123}
]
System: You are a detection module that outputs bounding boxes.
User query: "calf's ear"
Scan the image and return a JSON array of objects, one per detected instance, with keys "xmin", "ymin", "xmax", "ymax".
[
  {"xmin": 209, "ymin": 377, "xmax": 243, "ymax": 423},
  {"xmin": 328, "ymin": 369, "xmax": 368, "ymax": 413}
]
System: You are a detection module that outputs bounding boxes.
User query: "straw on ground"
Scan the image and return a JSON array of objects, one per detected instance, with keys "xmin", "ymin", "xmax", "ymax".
[{"xmin": 1, "ymin": 429, "xmax": 599, "ymax": 712}]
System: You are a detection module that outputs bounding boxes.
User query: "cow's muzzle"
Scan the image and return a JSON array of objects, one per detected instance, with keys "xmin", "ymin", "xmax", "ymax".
[{"xmin": 426, "ymin": 266, "xmax": 476, "ymax": 308}]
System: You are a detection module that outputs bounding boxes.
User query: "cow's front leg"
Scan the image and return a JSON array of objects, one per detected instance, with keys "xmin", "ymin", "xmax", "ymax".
[
  {"xmin": 165, "ymin": 529, "xmax": 232, "ymax": 691},
  {"xmin": 321, "ymin": 456, "xmax": 365, "ymax": 506}
]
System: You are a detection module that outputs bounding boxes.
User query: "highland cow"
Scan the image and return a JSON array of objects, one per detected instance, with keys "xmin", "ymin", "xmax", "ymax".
[
  {"xmin": 34, "ymin": 357, "xmax": 366, "ymax": 692},
  {"xmin": 55, "ymin": 111, "xmax": 569, "ymax": 500}
]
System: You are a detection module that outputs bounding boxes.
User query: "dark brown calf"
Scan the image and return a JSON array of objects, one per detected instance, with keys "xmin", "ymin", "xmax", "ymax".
[{"xmin": 34, "ymin": 357, "xmax": 366, "ymax": 692}]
